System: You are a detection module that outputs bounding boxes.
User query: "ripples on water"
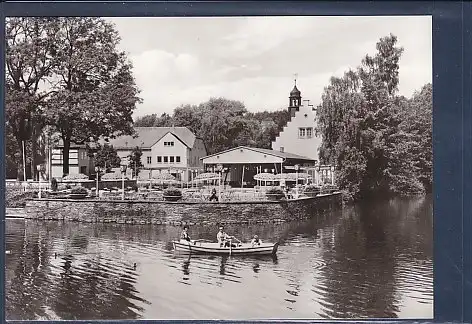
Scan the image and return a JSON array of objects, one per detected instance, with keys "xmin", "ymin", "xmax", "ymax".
[{"xmin": 5, "ymin": 196, "xmax": 433, "ymax": 320}]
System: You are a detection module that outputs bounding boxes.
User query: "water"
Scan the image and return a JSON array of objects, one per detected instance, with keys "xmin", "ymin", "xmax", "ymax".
[{"xmin": 4, "ymin": 196, "xmax": 433, "ymax": 320}]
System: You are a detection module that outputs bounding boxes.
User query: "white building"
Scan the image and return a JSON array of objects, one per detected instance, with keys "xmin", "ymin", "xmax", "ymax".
[
  {"xmin": 107, "ymin": 127, "xmax": 207, "ymax": 182},
  {"xmin": 272, "ymin": 82, "xmax": 323, "ymax": 162}
]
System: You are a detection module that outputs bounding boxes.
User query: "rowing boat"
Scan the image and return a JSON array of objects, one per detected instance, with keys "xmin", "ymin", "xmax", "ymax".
[{"xmin": 172, "ymin": 239, "xmax": 279, "ymax": 255}]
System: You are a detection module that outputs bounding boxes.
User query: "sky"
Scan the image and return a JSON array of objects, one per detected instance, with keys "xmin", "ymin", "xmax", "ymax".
[{"xmin": 106, "ymin": 16, "xmax": 432, "ymax": 118}]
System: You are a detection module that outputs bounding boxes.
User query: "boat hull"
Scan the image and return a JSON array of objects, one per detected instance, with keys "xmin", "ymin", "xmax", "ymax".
[{"xmin": 172, "ymin": 240, "xmax": 279, "ymax": 255}]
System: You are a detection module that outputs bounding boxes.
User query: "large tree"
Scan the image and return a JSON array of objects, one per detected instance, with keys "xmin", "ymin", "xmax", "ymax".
[
  {"xmin": 5, "ymin": 18, "xmax": 60, "ymax": 180},
  {"xmin": 43, "ymin": 18, "xmax": 141, "ymax": 176},
  {"xmin": 316, "ymin": 34, "xmax": 431, "ymax": 201}
]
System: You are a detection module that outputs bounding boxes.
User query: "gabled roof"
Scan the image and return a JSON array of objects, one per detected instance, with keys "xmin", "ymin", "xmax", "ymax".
[
  {"xmin": 106, "ymin": 127, "xmax": 197, "ymax": 149},
  {"xmin": 202, "ymin": 146, "xmax": 316, "ymax": 163}
]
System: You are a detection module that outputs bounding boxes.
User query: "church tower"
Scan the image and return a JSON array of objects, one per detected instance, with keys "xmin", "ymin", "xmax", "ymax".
[{"xmin": 288, "ymin": 75, "xmax": 301, "ymax": 117}]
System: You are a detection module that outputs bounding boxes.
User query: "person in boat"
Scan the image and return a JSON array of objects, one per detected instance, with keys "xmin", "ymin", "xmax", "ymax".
[
  {"xmin": 180, "ymin": 225, "xmax": 191, "ymax": 242},
  {"xmin": 209, "ymin": 188, "xmax": 218, "ymax": 202},
  {"xmin": 217, "ymin": 226, "xmax": 236, "ymax": 247},
  {"xmin": 251, "ymin": 235, "xmax": 262, "ymax": 247}
]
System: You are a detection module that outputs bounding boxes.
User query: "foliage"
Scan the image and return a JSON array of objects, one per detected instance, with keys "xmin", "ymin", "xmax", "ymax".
[
  {"xmin": 265, "ymin": 187, "xmax": 285, "ymax": 200},
  {"xmin": 70, "ymin": 186, "xmax": 88, "ymax": 194},
  {"xmin": 63, "ymin": 173, "xmax": 89, "ymax": 180},
  {"xmin": 5, "ymin": 18, "xmax": 59, "ymax": 179},
  {"xmin": 133, "ymin": 98, "xmax": 291, "ymax": 154},
  {"xmin": 316, "ymin": 34, "xmax": 432, "ymax": 202},
  {"xmin": 266, "ymin": 187, "xmax": 284, "ymax": 195},
  {"xmin": 102, "ymin": 172, "xmax": 124, "ymax": 180},
  {"xmin": 128, "ymin": 146, "xmax": 144, "ymax": 177},
  {"xmin": 163, "ymin": 187, "xmax": 182, "ymax": 197},
  {"xmin": 5, "ymin": 188, "xmax": 36, "ymax": 208},
  {"xmin": 304, "ymin": 184, "xmax": 321, "ymax": 192},
  {"xmin": 95, "ymin": 143, "xmax": 121, "ymax": 172},
  {"xmin": 51, "ymin": 178, "xmax": 58, "ymax": 191}
]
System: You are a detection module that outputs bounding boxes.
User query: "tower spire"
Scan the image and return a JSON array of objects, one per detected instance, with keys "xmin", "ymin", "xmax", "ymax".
[{"xmin": 293, "ymin": 73, "xmax": 298, "ymax": 86}]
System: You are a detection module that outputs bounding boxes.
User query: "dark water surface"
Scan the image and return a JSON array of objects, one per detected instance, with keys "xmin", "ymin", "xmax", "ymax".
[{"xmin": 5, "ymin": 196, "xmax": 433, "ymax": 320}]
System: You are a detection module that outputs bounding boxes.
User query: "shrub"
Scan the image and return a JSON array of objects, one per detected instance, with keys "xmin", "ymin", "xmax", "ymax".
[
  {"xmin": 51, "ymin": 178, "xmax": 58, "ymax": 191},
  {"xmin": 102, "ymin": 172, "xmax": 126, "ymax": 180},
  {"xmin": 304, "ymin": 184, "xmax": 321, "ymax": 192},
  {"xmin": 5, "ymin": 188, "xmax": 36, "ymax": 208},
  {"xmin": 163, "ymin": 187, "xmax": 182, "ymax": 197},
  {"xmin": 63, "ymin": 173, "xmax": 89, "ymax": 181},
  {"xmin": 265, "ymin": 187, "xmax": 285, "ymax": 200},
  {"xmin": 266, "ymin": 187, "xmax": 284, "ymax": 195},
  {"xmin": 70, "ymin": 186, "xmax": 88, "ymax": 195}
]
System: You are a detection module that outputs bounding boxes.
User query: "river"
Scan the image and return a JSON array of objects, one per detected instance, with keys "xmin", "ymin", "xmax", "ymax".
[{"xmin": 4, "ymin": 195, "xmax": 433, "ymax": 320}]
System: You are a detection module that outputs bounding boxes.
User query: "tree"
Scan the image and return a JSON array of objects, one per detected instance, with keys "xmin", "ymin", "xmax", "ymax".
[
  {"xmin": 172, "ymin": 104, "xmax": 203, "ymax": 135},
  {"xmin": 5, "ymin": 18, "xmax": 60, "ymax": 180},
  {"xmin": 315, "ymin": 34, "xmax": 432, "ymax": 201},
  {"xmin": 128, "ymin": 146, "xmax": 143, "ymax": 178},
  {"xmin": 43, "ymin": 18, "xmax": 141, "ymax": 176},
  {"xmin": 199, "ymin": 97, "xmax": 248, "ymax": 154},
  {"xmin": 94, "ymin": 143, "xmax": 121, "ymax": 172},
  {"xmin": 134, "ymin": 114, "xmax": 158, "ymax": 127},
  {"xmin": 401, "ymin": 83, "xmax": 432, "ymax": 192}
]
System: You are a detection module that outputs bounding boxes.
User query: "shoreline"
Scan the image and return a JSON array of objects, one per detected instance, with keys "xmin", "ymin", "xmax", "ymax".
[{"xmin": 24, "ymin": 192, "xmax": 343, "ymax": 225}]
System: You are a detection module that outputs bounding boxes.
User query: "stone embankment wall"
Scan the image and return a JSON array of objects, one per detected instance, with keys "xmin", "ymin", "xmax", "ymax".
[{"xmin": 25, "ymin": 193, "xmax": 342, "ymax": 226}]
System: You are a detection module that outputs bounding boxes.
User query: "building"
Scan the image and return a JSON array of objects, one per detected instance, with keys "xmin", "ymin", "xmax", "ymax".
[
  {"xmin": 51, "ymin": 141, "xmax": 94, "ymax": 179},
  {"xmin": 271, "ymin": 80, "xmax": 323, "ymax": 162},
  {"xmin": 106, "ymin": 126, "xmax": 207, "ymax": 182},
  {"xmin": 201, "ymin": 146, "xmax": 317, "ymax": 187}
]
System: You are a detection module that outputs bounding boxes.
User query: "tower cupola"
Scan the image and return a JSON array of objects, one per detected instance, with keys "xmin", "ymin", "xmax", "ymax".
[{"xmin": 288, "ymin": 74, "xmax": 302, "ymax": 117}]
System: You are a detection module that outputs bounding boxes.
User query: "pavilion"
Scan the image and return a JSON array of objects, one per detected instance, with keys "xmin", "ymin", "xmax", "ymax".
[{"xmin": 200, "ymin": 146, "xmax": 332, "ymax": 187}]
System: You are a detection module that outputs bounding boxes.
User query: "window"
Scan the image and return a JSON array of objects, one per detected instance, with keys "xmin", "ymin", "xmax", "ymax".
[
  {"xmin": 170, "ymin": 156, "xmax": 174, "ymax": 163},
  {"xmin": 157, "ymin": 156, "xmax": 162, "ymax": 163},
  {"xmin": 176, "ymin": 156, "xmax": 181, "ymax": 163},
  {"xmin": 164, "ymin": 156, "xmax": 168, "ymax": 163},
  {"xmin": 299, "ymin": 128, "xmax": 306, "ymax": 138},
  {"xmin": 306, "ymin": 127, "xmax": 313, "ymax": 138},
  {"xmin": 147, "ymin": 156, "xmax": 152, "ymax": 164},
  {"xmin": 80, "ymin": 166, "xmax": 87, "ymax": 174},
  {"xmin": 299, "ymin": 127, "xmax": 313, "ymax": 139},
  {"xmin": 280, "ymin": 147, "xmax": 284, "ymax": 153},
  {"xmin": 164, "ymin": 141, "xmax": 175, "ymax": 147}
]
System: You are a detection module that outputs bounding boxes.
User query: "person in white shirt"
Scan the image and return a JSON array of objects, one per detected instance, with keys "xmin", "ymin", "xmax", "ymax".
[
  {"xmin": 251, "ymin": 235, "xmax": 262, "ymax": 246},
  {"xmin": 217, "ymin": 226, "xmax": 234, "ymax": 247}
]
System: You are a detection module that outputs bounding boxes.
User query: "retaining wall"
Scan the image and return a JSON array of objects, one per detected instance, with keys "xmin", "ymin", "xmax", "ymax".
[{"xmin": 24, "ymin": 192, "xmax": 342, "ymax": 225}]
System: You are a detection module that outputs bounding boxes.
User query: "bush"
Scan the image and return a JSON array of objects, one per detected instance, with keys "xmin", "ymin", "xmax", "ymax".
[
  {"xmin": 163, "ymin": 187, "xmax": 182, "ymax": 197},
  {"xmin": 63, "ymin": 173, "xmax": 89, "ymax": 181},
  {"xmin": 266, "ymin": 187, "xmax": 284, "ymax": 195},
  {"xmin": 102, "ymin": 172, "xmax": 126, "ymax": 180},
  {"xmin": 265, "ymin": 187, "xmax": 285, "ymax": 200},
  {"xmin": 5, "ymin": 188, "xmax": 36, "ymax": 208},
  {"xmin": 304, "ymin": 184, "xmax": 321, "ymax": 192},
  {"xmin": 70, "ymin": 186, "xmax": 88, "ymax": 195},
  {"xmin": 51, "ymin": 178, "xmax": 58, "ymax": 191}
]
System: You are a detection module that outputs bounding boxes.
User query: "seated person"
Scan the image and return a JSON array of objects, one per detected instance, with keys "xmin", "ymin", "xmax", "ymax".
[
  {"xmin": 251, "ymin": 235, "xmax": 262, "ymax": 246},
  {"xmin": 180, "ymin": 225, "xmax": 191, "ymax": 242},
  {"xmin": 217, "ymin": 226, "xmax": 235, "ymax": 247}
]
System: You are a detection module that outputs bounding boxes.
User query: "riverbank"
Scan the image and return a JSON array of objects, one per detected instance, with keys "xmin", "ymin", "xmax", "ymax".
[{"xmin": 24, "ymin": 192, "xmax": 342, "ymax": 225}]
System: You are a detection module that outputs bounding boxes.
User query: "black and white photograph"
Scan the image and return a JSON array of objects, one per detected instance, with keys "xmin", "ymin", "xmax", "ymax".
[{"xmin": 4, "ymin": 15, "xmax": 433, "ymax": 320}]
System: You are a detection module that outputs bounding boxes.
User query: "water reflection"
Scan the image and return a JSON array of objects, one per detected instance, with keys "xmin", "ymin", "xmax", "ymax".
[{"xmin": 5, "ymin": 196, "xmax": 433, "ymax": 320}]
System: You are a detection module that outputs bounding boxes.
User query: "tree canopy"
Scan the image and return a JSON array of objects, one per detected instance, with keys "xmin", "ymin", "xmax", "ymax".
[
  {"xmin": 316, "ymin": 34, "xmax": 432, "ymax": 201},
  {"xmin": 134, "ymin": 98, "xmax": 290, "ymax": 154},
  {"xmin": 5, "ymin": 17, "xmax": 141, "ymax": 177},
  {"xmin": 94, "ymin": 143, "xmax": 121, "ymax": 172}
]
